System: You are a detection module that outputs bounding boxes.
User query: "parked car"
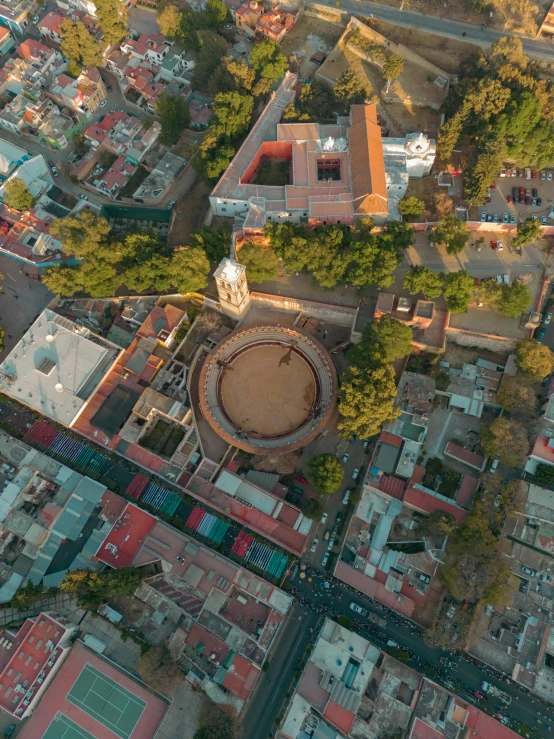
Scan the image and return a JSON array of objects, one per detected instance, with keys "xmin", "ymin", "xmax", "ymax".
[
  {"xmin": 310, "ymin": 538, "xmax": 319, "ymax": 553},
  {"xmin": 512, "ymin": 186, "xmax": 519, "ymax": 199},
  {"xmin": 493, "ymin": 213, "xmax": 499, "ymax": 223},
  {"xmin": 549, "ymin": 172, "xmax": 553, "ymax": 181},
  {"xmin": 79, "ymin": 193, "xmax": 88, "ymax": 200},
  {"xmin": 532, "ymin": 170, "xmax": 537, "ymax": 178},
  {"xmin": 532, "ymin": 198, "xmax": 537, "ymax": 206},
  {"xmin": 32, "ymin": 14, "xmax": 39, "ymax": 22},
  {"xmin": 342, "ymin": 452, "xmax": 349, "ymax": 463},
  {"xmin": 323, "ymin": 530, "xmax": 330, "ymax": 541},
  {"xmin": 542, "ymin": 170, "xmax": 547, "ymax": 180},
  {"xmin": 321, "ymin": 512, "xmax": 328, "ymax": 524},
  {"xmin": 322, "ymin": 551, "xmax": 329, "ymax": 566},
  {"xmin": 542, "ymin": 216, "xmax": 547, "ymax": 225},
  {"xmin": 481, "ymin": 212, "xmax": 486, "ymax": 221},
  {"xmin": 350, "ymin": 602, "xmax": 368, "ymax": 616},
  {"xmin": 522, "ymin": 566, "xmax": 537, "ymax": 576},
  {"xmin": 502, "ymin": 213, "xmax": 509, "ymax": 223},
  {"xmin": 525, "ymin": 187, "xmax": 531, "ymax": 196},
  {"xmin": 291, "ymin": 486, "xmax": 304, "ymax": 496},
  {"xmin": 486, "ymin": 214, "xmax": 493, "ymax": 222},
  {"xmin": 497, "ymin": 241, "xmax": 503, "ymax": 251},
  {"xmin": 537, "ymin": 197, "xmax": 542, "ymax": 206},
  {"xmin": 352, "ymin": 468, "xmax": 359, "ymax": 480},
  {"xmin": 297, "ymin": 475, "xmax": 308, "ymax": 484},
  {"xmin": 285, "ymin": 493, "xmax": 299, "ymax": 505},
  {"xmin": 532, "ymin": 187, "xmax": 538, "ymax": 198},
  {"xmin": 473, "ymin": 692, "xmax": 486, "ymax": 702},
  {"xmin": 349, "ymin": 435, "xmax": 357, "ymax": 444},
  {"xmin": 342, "ymin": 489, "xmax": 351, "ymax": 505},
  {"xmin": 51, "ymin": 166, "xmax": 58, "ymax": 177},
  {"xmin": 327, "ymin": 536, "xmax": 335, "ymax": 551},
  {"xmin": 3, "ymin": 726, "xmax": 15, "ymax": 739},
  {"xmin": 510, "ymin": 214, "xmax": 516, "ymax": 224},
  {"xmin": 519, "ymin": 186, "xmax": 525, "ymax": 198},
  {"xmin": 539, "ymin": 327, "xmax": 547, "ymax": 340},
  {"xmin": 533, "ymin": 214, "xmax": 538, "ymax": 221},
  {"xmin": 491, "ymin": 240, "xmax": 498, "ymax": 250},
  {"xmin": 507, "ymin": 195, "xmax": 513, "ymax": 204},
  {"xmin": 362, "ymin": 439, "xmax": 369, "ymax": 448},
  {"xmin": 336, "ymin": 512, "xmax": 343, "ymax": 523},
  {"xmin": 525, "ymin": 195, "xmax": 531, "ymax": 205},
  {"xmin": 168, "ymin": 200, "xmax": 176, "ymax": 208},
  {"xmin": 502, "ymin": 274, "xmax": 509, "ymax": 285}
]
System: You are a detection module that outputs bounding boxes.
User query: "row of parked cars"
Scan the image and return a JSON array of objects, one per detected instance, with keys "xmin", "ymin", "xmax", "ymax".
[
  {"xmin": 481, "ymin": 212, "xmax": 547, "ymax": 225},
  {"xmin": 499, "ymin": 167, "xmax": 553, "ymax": 180}
]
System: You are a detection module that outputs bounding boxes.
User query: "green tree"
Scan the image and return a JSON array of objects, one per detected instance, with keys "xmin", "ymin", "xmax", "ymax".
[
  {"xmin": 212, "ymin": 91, "xmax": 254, "ymax": 138},
  {"xmin": 49, "ymin": 211, "xmax": 112, "ymax": 260},
  {"xmin": 237, "ymin": 242, "xmax": 279, "ymax": 283},
  {"xmin": 157, "ymin": 4, "xmax": 182, "ymax": 39},
  {"xmin": 206, "ymin": 0, "xmax": 227, "ymax": 26},
  {"xmin": 189, "ymin": 227, "xmax": 230, "ymax": 263},
  {"xmin": 480, "ymin": 417, "xmax": 529, "ymax": 468},
  {"xmin": 192, "ymin": 30, "xmax": 228, "ymax": 91},
  {"xmin": 515, "ymin": 338, "xmax": 554, "ymax": 379},
  {"xmin": 429, "ymin": 215, "xmax": 469, "ymax": 255},
  {"xmin": 497, "ymin": 376, "xmax": 536, "ymax": 420},
  {"xmin": 349, "ymin": 488, "xmax": 363, "ymax": 507},
  {"xmin": 155, "ymin": 93, "xmax": 190, "ymax": 145},
  {"xmin": 338, "ymin": 363, "xmax": 400, "ymax": 438},
  {"xmin": 307, "ymin": 454, "xmax": 344, "ymax": 495},
  {"xmin": 3, "ymin": 177, "xmax": 33, "ymax": 211},
  {"xmin": 196, "ymin": 143, "xmax": 235, "ymax": 182},
  {"xmin": 497, "ymin": 280, "xmax": 531, "ymax": 317},
  {"xmin": 416, "ymin": 509, "xmax": 457, "ymax": 538},
  {"xmin": 167, "ymin": 247, "xmax": 210, "ymax": 293},
  {"xmin": 334, "ymin": 67, "xmax": 367, "ymax": 107},
  {"xmin": 303, "ymin": 498, "xmax": 325, "ymax": 520},
  {"xmin": 402, "ymin": 265, "xmax": 444, "ymax": 299},
  {"xmin": 249, "ymin": 39, "xmax": 288, "ymax": 86},
  {"xmin": 436, "ymin": 103, "xmax": 471, "ymax": 161},
  {"xmin": 536, "ymin": 463, "xmax": 554, "ymax": 486},
  {"xmin": 60, "ymin": 19, "xmax": 103, "ymax": 68},
  {"xmin": 12, "ymin": 581, "xmax": 44, "ymax": 610},
  {"xmin": 442, "ymin": 270, "xmax": 474, "ymax": 313},
  {"xmin": 60, "ymin": 568, "xmax": 142, "ymax": 610},
  {"xmin": 94, "ymin": 0, "xmax": 127, "ymax": 45},
  {"xmin": 513, "ymin": 218, "xmax": 543, "ymax": 249},
  {"xmin": 194, "ymin": 703, "xmax": 236, "ymax": 739},
  {"xmin": 398, "ymin": 196, "xmax": 425, "ymax": 220},
  {"xmin": 363, "ymin": 315, "xmax": 413, "ymax": 363},
  {"xmin": 383, "ymin": 53, "xmax": 404, "ymax": 92}
]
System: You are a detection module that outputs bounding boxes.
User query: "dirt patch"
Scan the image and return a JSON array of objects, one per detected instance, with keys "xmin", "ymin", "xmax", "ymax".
[
  {"xmin": 384, "ymin": 103, "xmax": 441, "ymax": 137},
  {"xmin": 281, "ymin": 17, "xmax": 344, "ymax": 80},
  {"xmin": 369, "ymin": 19, "xmax": 481, "ymax": 74},
  {"xmin": 168, "ymin": 178, "xmax": 211, "ymax": 247},
  {"xmin": 443, "ymin": 342, "xmax": 511, "ymax": 369}
]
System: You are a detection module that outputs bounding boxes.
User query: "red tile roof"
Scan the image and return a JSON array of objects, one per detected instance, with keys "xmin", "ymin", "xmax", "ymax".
[
  {"xmin": 96, "ymin": 502, "xmax": 157, "ymax": 568},
  {"xmin": 38, "ymin": 12, "xmax": 64, "ymax": 36},
  {"xmin": 222, "ymin": 653, "xmax": 260, "ymax": 700},
  {"xmin": 349, "ymin": 105, "xmax": 388, "ymax": 215},
  {"xmin": 456, "ymin": 473, "xmax": 478, "ymax": 507},
  {"xmin": 530, "ymin": 436, "xmax": 554, "ymax": 464},
  {"xmin": 379, "ymin": 430, "xmax": 403, "ymax": 448},
  {"xmin": 465, "ymin": 703, "xmax": 521, "ymax": 739},
  {"xmin": 444, "ymin": 442, "xmax": 485, "ymax": 471},
  {"xmin": 403, "ymin": 485, "xmax": 467, "ymax": 527},
  {"xmin": 17, "ymin": 39, "xmax": 52, "ymax": 60},
  {"xmin": 378, "ymin": 474, "xmax": 406, "ymax": 500},
  {"xmin": 323, "ymin": 699, "xmax": 356, "ymax": 735}
]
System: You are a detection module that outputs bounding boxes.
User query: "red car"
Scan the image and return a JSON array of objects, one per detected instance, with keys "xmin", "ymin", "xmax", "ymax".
[
  {"xmin": 532, "ymin": 170, "xmax": 537, "ymax": 178},
  {"xmin": 519, "ymin": 186, "xmax": 525, "ymax": 197},
  {"xmin": 491, "ymin": 241, "xmax": 498, "ymax": 250},
  {"xmin": 473, "ymin": 692, "xmax": 486, "ymax": 702},
  {"xmin": 296, "ymin": 476, "xmax": 308, "ymax": 484},
  {"xmin": 507, "ymin": 195, "xmax": 513, "ymax": 203}
]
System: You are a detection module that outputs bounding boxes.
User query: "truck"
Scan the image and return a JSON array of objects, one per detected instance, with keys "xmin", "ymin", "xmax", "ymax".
[{"xmin": 481, "ymin": 682, "xmax": 511, "ymax": 704}]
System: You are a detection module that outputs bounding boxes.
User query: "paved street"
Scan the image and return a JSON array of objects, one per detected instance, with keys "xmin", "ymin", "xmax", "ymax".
[
  {"xmin": 318, "ymin": 0, "xmax": 554, "ymax": 61},
  {"xmin": 241, "ymin": 568, "xmax": 554, "ymax": 738},
  {"xmin": 240, "ymin": 604, "xmax": 320, "ymax": 739}
]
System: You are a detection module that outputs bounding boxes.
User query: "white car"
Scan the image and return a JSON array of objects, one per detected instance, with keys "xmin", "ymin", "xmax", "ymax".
[
  {"xmin": 32, "ymin": 14, "xmax": 40, "ymax": 23},
  {"xmin": 497, "ymin": 241, "xmax": 503, "ymax": 251},
  {"xmin": 502, "ymin": 274, "xmax": 509, "ymax": 285},
  {"xmin": 352, "ymin": 468, "xmax": 359, "ymax": 480},
  {"xmin": 342, "ymin": 452, "xmax": 349, "ymax": 463},
  {"xmin": 327, "ymin": 536, "xmax": 335, "ymax": 551},
  {"xmin": 342, "ymin": 489, "xmax": 351, "ymax": 505},
  {"xmin": 310, "ymin": 538, "xmax": 319, "ymax": 553},
  {"xmin": 51, "ymin": 166, "xmax": 58, "ymax": 177},
  {"xmin": 546, "ymin": 313, "xmax": 552, "ymax": 325},
  {"xmin": 549, "ymin": 172, "xmax": 553, "ymax": 182},
  {"xmin": 100, "ymin": 100, "xmax": 107, "ymax": 107},
  {"xmin": 322, "ymin": 552, "xmax": 329, "ymax": 567},
  {"xmin": 320, "ymin": 512, "xmax": 328, "ymax": 524},
  {"xmin": 350, "ymin": 603, "xmax": 368, "ymax": 616},
  {"xmin": 79, "ymin": 193, "xmax": 88, "ymax": 200}
]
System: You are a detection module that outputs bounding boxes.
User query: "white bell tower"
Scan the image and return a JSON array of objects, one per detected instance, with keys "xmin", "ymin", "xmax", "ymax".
[{"xmin": 214, "ymin": 258, "xmax": 250, "ymax": 319}]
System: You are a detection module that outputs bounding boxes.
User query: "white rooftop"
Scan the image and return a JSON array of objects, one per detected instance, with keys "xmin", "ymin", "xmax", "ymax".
[
  {"xmin": 214, "ymin": 258, "xmax": 245, "ymax": 285},
  {"xmin": 0, "ymin": 309, "xmax": 121, "ymax": 425}
]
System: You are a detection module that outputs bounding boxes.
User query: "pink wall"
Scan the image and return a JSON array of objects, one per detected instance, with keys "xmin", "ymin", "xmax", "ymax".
[{"xmin": 241, "ymin": 141, "xmax": 293, "ymax": 184}]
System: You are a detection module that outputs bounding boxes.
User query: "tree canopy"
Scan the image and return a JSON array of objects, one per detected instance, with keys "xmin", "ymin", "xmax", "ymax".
[
  {"xmin": 442, "ymin": 270, "xmax": 475, "ymax": 313},
  {"xmin": 536, "ymin": 463, "xmax": 554, "ymax": 486},
  {"xmin": 362, "ymin": 315, "xmax": 413, "ymax": 364},
  {"xmin": 398, "ymin": 196, "xmax": 425, "ymax": 220},
  {"xmin": 429, "ymin": 215, "xmax": 469, "ymax": 255},
  {"xmin": 334, "ymin": 67, "xmax": 367, "ymax": 107},
  {"xmin": 237, "ymin": 242, "xmax": 279, "ymax": 283},
  {"xmin": 60, "ymin": 568, "xmax": 142, "ymax": 610},
  {"xmin": 437, "ymin": 36, "xmax": 554, "ymax": 204},
  {"xmin": 303, "ymin": 498, "xmax": 325, "ymax": 520},
  {"xmin": 402, "ymin": 265, "xmax": 444, "ymax": 299},
  {"xmin": 497, "ymin": 376, "xmax": 536, "ymax": 420},
  {"xmin": 155, "ymin": 93, "xmax": 190, "ymax": 145},
  {"xmin": 416, "ymin": 510, "xmax": 457, "ymax": 539},
  {"xmin": 338, "ymin": 363, "xmax": 400, "ymax": 439},
  {"xmin": 94, "ymin": 0, "xmax": 127, "ymax": 45},
  {"xmin": 497, "ymin": 280, "xmax": 531, "ymax": 317},
  {"xmin": 137, "ymin": 647, "xmax": 182, "ymax": 694},
  {"xmin": 60, "ymin": 19, "xmax": 103, "ymax": 68},
  {"xmin": 516, "ymin": 338, "xmax": 554, "ymax": 379},
  {"xmin": 307, "ymin": 454, "xmax": 344, "ymax": 495},
  {"xmin": 3, "ymin": 177, "xmax": 33, "ymax": 211},
  {"xmin": 480, "ymin": 416, "xmax": 529, "ymax": 468},
  {"xmin": 513, "ymin": 218, "xmax": 543, "ymax": 249}
]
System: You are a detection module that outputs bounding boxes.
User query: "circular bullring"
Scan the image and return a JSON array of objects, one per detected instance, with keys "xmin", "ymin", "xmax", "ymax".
[{"xmin": 199, "ymin": 326, "xmax": 337, "ymax": 454}]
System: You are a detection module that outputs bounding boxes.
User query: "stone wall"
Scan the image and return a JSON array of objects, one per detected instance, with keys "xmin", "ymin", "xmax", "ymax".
[
  {"xmin": 250, "ymin": 291, "xmax": 358, "ymax": 328},
  {"xmin": 446, "ymin": 327, "xmax": 517, "ymax": 352}
]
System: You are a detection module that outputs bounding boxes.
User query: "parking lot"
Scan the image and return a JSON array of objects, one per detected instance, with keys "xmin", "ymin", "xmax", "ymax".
[{"xmin": 474, "ymin": 167, "xmax": 554, "ymax": 225}]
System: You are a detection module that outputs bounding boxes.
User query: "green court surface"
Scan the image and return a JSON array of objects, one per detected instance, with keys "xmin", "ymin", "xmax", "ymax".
[
  {"xmin": 42, "ymin": 714, "xmax": 96, "ymax": 739},
  {"xmin": 66, "ymin": 664, "xmax": 146, "ymax": 739}
]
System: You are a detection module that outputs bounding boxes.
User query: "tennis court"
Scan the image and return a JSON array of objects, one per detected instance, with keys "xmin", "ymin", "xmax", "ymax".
[
  {"xmin": 66, "ymin": 664, "xmax": 146, "ymax": 739},
  {"xmin": 42, "ymin": 714, "xmax": 96, "ymax": 739}
]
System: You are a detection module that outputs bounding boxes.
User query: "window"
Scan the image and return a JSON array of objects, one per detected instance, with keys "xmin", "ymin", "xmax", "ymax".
[
  {"xmin": 33, "ymin": 663, "xmax": 39, "ymax": 670},
  {"xmin": 35, "ymin": 640, "xmax": 42, "ymax": 650},
  {"xmin": 17, "ymin": 653, "xmax": 23, "ymax": 660},
  {"xmin": 6, "ymin": 670, "xmax": 12, "ymax": 677},
  {"xmin": 25, "ymin": 656, "xmax": 32, "ymax": 666},
  {"xmin": 28, "ymin": 636, "xmax": 34, "ymax": 644}
]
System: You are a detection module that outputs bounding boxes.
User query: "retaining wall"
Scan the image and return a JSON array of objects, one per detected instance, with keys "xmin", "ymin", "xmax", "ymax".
[
  {"xmin": 446, "ymin": 326, "xmax": 517, "ymax": 352},
  {"xmin": 250, "ymin": 292, "xmax": 357, "ymax": 327}
]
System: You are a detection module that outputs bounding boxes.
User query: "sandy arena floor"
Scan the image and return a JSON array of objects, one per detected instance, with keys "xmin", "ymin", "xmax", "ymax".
[{"xmin": 220, "ymin": 345, "xmax": 316, "ymax": 436}]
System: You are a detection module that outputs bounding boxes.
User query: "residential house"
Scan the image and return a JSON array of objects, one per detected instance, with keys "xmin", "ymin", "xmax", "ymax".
[
  {"xmin": 0, "ymin": 0, "xmax": 34, "ymax": 33},
  {"xmin": 133, "ymin": 151, "xmax": 186, "ymax": 204},
  {"xmin": 37, "ymin": 12, "xmax": 65, "ymax": 43},
  {"xmin": 0, "ymin": 612, "xmax": 78, "ymax": 719},
  {"xmin": 0, "ymin": 26, "xmax": 13, "ymax": 54},
  {"xmin": 157, "ymin": 50, "xmax": 194, "ymax": 84},
  {"xmin": 93, "ymin": 155, "xmax": 137, "ymax": 199},
  {"xmin": 256, "ymin": 6, "xmax": 297, "ymax": 43},
  {"xmin": 84, "ymin": 111, "xmax": 160, "ymax": 161},
  {"xmin": 16, "ymin": 38, "xmax": 59, "ymax": 65},
  {"xmin": 235, "ymin": 0, "xmax": 264, "ymax": 35},
  {"xmin": 539, "ymin": 2, "xmax": 554, "ymax": 37},
  {"xmin": 50, "ymin": 69, "xmax": 107, "ymax": 114},
  {"xmin": 121, "ymin": 33, "xmax": 169, "ymax": 66}
]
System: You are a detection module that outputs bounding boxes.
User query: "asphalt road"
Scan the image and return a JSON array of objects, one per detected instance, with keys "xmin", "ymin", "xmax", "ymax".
[
  {"xmin": 318, "ymin": 0, "xmax": 554, "ymax": 61},
  {"xmin": 240, "ymin": 604, "xmax": 320, "ymax": 739},
  {"xmin": 241, "ymin": 567, "xmax": 554, "ymax": 738}
]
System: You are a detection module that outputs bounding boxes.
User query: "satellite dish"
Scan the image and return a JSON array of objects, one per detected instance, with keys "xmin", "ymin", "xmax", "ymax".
[
  {"xmin": 46, "ymin": 335, "xmax": 54, "ymax": 343},
  {"xmin": 55, "ymin": 383, "xmax": 64, "ymax": 393}
]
